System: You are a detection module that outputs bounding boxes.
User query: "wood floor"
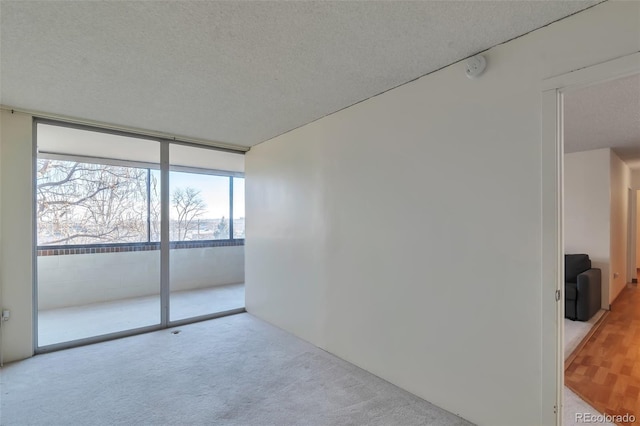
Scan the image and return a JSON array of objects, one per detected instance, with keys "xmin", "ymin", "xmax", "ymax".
[{"xmin": 565, "ymin": 284, "xmax": 640, "ymax": 426}]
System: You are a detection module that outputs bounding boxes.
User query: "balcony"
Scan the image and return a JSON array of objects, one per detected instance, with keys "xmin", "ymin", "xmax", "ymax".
[{"xmin": 37, "ymin": 242, "xmax": 245, "ymax": 347}]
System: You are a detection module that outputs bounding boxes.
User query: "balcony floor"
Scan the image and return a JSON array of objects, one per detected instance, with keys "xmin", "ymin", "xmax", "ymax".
[{"xmin": 38, "ymin": 283, "xmax": 244, "ymax": 347}]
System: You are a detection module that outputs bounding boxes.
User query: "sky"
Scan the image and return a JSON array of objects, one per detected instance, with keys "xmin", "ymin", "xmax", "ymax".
[{"xmin": 166, "ymin": 171, "xmax": 244, "ymax": 220}]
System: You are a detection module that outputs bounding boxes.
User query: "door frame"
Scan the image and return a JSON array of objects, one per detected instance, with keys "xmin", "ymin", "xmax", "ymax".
[{"xmin": 540, "ymin": 52, "xmax": 640, "ymax": 425}]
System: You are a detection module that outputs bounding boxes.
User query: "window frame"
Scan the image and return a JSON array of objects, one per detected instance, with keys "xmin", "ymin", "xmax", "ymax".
[{"xmin": 36, "ymin": 151, "xmax": 245, "ymax": 249}]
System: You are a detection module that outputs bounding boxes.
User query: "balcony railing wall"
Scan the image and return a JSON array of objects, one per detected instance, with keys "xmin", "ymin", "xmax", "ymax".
[{"xmin": 37, "ymin": 245, "xmax": 244, "ymax": 310}]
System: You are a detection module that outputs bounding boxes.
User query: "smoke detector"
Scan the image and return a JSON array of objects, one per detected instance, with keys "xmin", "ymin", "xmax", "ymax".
[{"xmin": 465, "ymin": 55, "xmax": 487, "ymax": 79}]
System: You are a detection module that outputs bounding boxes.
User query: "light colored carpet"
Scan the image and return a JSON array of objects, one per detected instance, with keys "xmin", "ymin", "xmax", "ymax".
[
  {"xmin": 0, "ymin": 313, "xmax": 473, "ymax": 426},
  {"xmin": 562, "ymin": 310, "xmax": 614, "ymax": 426},
  {"xmin": 563, "ymin": 310, "xmax": 605, "ymax": 360}
]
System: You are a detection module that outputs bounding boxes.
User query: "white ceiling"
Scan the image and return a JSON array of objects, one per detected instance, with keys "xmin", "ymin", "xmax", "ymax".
[
  {"xmin": 564, "ymin": 74, "xmax": 640, "ymax": 170},
  {"xmin": 1, "ymin": 1, "xmax": 601, "ymax": 148}
]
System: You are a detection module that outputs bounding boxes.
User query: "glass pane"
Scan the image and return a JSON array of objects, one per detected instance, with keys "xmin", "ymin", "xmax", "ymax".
[
  {"xmin": 169, "ymin": 144, "xmax": 244, "ymax": 321},
  {"xmin": 169, "ymin": 171, "xmax": 230, "ymax": 241},
  {"xmin": 233, "ymin": 177, "xmax": 245, "ymax": 239},
  {"xmin": 36, "ymin": 124, "xmax": 161, "ymax": 346},
  {"xmin": 169, "ymin": 143, "xmax": 243, "ymax": 172},
  {"xmin": 150, "ymin": 169, "xmax": 161, "ymax": 242},
  {"xmin": 37, "ymin": 160, "xmax": 149, "ymax": 245}
]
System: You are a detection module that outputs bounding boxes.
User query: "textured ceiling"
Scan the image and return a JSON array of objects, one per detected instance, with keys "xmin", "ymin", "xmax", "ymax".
[
  {"xmin": 564, "ymin": 74, "xmax": 640, "ymax": 170},
  {"xmin": 1, "ymin": 1, "xmax": 601, "ymax": 147}
]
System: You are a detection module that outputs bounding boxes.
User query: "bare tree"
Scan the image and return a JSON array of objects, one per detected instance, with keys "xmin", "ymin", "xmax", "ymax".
[
  {"xmin": 149, "ymin": 171, "xmax": 161, "ymax": 241},
  {"xmin": 171, "ymin": 187, "xmax": 207, "ymax": 240},
  {"xmin": 37, "ymin": 160, "xmax": 212, "ymax": 245},
  {"xmin": 37, "ymin": 159, "xmax": 148, "ymax": 245}
]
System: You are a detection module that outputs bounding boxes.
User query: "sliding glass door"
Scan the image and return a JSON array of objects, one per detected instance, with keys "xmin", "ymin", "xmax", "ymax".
[
  {"xmin": 36, "ymin": 122, "xmax": 162, "ymax": 347},
  {"xmin": 35, "ymin": 121, "xmax": 245, "ymax": 350},
  {"xmin": 168, "ymin": 144, "xmax": 245, "ymax": 322}
]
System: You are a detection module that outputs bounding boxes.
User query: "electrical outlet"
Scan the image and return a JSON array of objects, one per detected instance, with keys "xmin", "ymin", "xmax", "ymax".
[{"xmin": 1, "ymin": 310, "xmax": 10, "ymax": 321}]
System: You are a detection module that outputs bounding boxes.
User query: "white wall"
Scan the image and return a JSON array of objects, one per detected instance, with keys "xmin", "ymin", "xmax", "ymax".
[
  {"xmin": 37, "ymin": 246, "xmax": 244, "ymax": 310},
  {"xmin": 245, "ymin": 2, "xmax": 640, "ymax": 425},
  {"xmin": 0, "ymin": 110, "xmax": 34, "ymax": 362},
  {"xmin": 634, "ymin": 171, "xmax": 640, "ymax": 270},
  {"xmin": 632, "ymin": 169, "xmax": 640, "ymax": 189},
  {"xmin": 610, "ymin": 151, "xmax": 631, "ymax": 301},
  {"xmin": 564, "ymin": 149, "xmax": 611, "ymax": 308},
  {"xmin": 0, "ymin": 110, "xmax": 2, "ymax": 358},
  {"xmin": 628, "ymin": 188, "xmax": 637, "ymax": 282},
  {"xmin": 563, "ymin": 149, "xmax": 632, "ymax": 304},
  {"xmin": 637, "ymin": 190, "xmax": 640, "ymax": 268}
]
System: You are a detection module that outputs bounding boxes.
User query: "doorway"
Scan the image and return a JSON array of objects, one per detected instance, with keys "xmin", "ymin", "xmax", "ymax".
[{"xmin": 541, "ymin": 52, "xmax": 640, "ymax": 425}]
